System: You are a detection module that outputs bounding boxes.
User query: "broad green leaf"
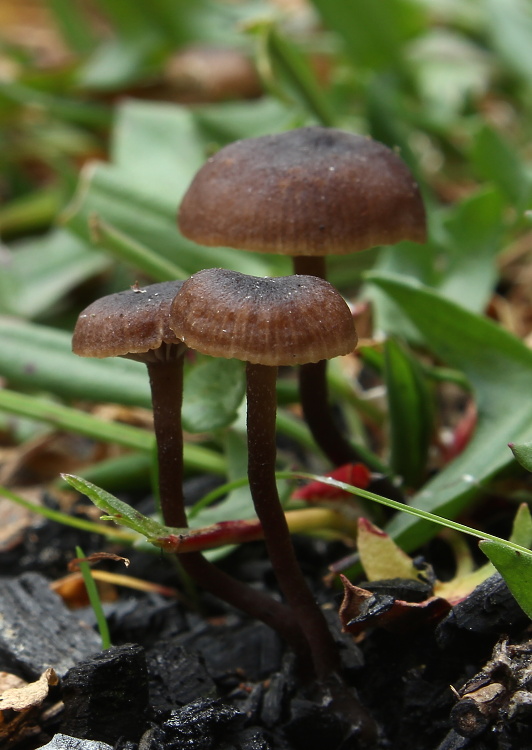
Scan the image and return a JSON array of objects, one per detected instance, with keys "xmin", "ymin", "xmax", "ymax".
[
  {"xmin": 384, "ymin": 338, "xmax": 433, "ymax": 488},
  {"xmin": 0, "ymin": 319, "xmax": 151, "ymax": 406},
  {"xmin": 484, "ymin": 0, "xmax": 532, "ymax": 85},
  {"xmin": 479, "ymin": 540, "xmax": 532, "ymax": 618},
  {"xmin": 182, "ymin": 359, "xmax": 245, "ymax": 433},
  {"xmin": 407, "ymin": 30, "xmax": 492, "ymax": 124},
  {"xmin": 367, "ymin": 273, "xmax": 532, "ymax": 552},
  {"xmin": 309, "ymin": 0, "xmax": 426, "ymax": 71},
  {"xmin": 371, "ymin": 189, "xmax": 506, "ymax": 339},
  {"xmin": 509, "ymin": 503, "xmax": 532, "ymax": 550},
  {"xmin": 5, "ymin": 229, "xmax": 108, "ymax": 319},
  {"xmin": 510, "ymin": 440, "xmax": 532, "ymax": 473},
  {"xmin": 436, "ymin": 188, "xmax": 506, "ymax": 312},
  {"xmin": 470, "ymin": 125, "xmax": 532, "ymax": 209},
  {"xmin": 64, "ymin": 161, "xmax": 279, "ymax": 277},
  {"xmin": 111, "ymin": 101, "xmax": 206, "ymax": 196}
]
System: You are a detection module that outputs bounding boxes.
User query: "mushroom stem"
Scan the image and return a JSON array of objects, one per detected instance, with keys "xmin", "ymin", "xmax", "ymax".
[
  {"xmin": 293, "ymin": 256, "xmax": 327, "ymax": 280},
  {"xmin": 298, "ymin": 358, "xmax": 359, "ymax": 467},
  {"xmin": 147, "ymin": 358, "xmax": 186, "ymax": 528},
  {"xmin": 292, "ymin": 256, "xmax": 363, "ymax": 466},
  {"xmin": 246, "ymin": 361, "xmax": 341, "ymax": 679},
  {"xmin": 146, "ymin": 357, "xmax": 311, "ymax": 661}
]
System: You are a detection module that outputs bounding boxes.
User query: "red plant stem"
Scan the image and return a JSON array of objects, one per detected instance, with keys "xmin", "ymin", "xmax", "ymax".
[
  {"xmin": 246, "ymin": 362, "xmax": 341, "ymax": 679},
  {"xmin": 146, "ymin": 357, "xmax": 310, "ymax": 661}
]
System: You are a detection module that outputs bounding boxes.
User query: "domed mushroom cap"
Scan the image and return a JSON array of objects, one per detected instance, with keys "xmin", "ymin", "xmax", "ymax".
[
  {"xmin": 169, "ymin": 268, "xmax": 357, "ymax": 366},
  {"xmin": 73, "ymin": 280, "xmax": 185, "ymax": 362},
  {"xmin": 178, "ymin": 127, "xmax": 426, "ymax": 257}
]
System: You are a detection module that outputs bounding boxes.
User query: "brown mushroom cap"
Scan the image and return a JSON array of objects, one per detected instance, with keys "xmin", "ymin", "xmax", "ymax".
[
  {"xmin": 72, "ymin": 280, "xmax": 185, "ymax": 362},
  {"xmin": 169, "ymin": 268, "xmax": 357, "ymax": 366},
  {"xmin": 178, "ymin": 127, "xmax": 426, "ymax": 257}
]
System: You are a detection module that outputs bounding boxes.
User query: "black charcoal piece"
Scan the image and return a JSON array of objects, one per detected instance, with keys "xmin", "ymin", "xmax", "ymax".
[
  {"xmin": 436, "ymin": 574, "xmax": 529, "ymax": 649},
  {"xmin": 60, "ymin": 643, "xmax": 149, "ymax": 744},
  {"xmin": 360, "ymin": 577, "xmax": 433, "ymax": 603},
  {"xmin": 35, "ymin": 735, "xmax": 113, "ymax": 750},
  {"xmin": 283, "ymin": 698, "xmax": 354, "ymax": 750},
  {"xmin": 160, "ymin": 697, "xmax": 244, "ymax": 750},
  {"xmin": 176, "ymin": 619, "xmax": 283, "ymax": 682},
  {"xmin": 0, "ymin": 572, "xmax": 101, "ymax": 679},
  {"xmin": 145, "ymin": 641, "xmax": 217, "ymax": 710}
]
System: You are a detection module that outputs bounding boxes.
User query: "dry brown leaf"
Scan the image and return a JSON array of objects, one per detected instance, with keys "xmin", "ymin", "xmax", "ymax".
[{"xmin": 0, "ymin": 668, "xmax": 58, "ymax": 712}]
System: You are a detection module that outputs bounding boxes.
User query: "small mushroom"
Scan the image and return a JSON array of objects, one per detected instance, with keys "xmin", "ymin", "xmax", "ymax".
[
  {"xmin": 178, "ymin": 127, "xmax": 426, "ymax": 474},
  {"xmin": 73, "ymin": 281, "xmax": 187, "ymax": 527},
  {"xmin": 170, "ymin": 268, "xmax": 357, "ymax": 679},
  {"xmin": 73, "ymin": 281, "xmax": 307, "ymax": 658}
]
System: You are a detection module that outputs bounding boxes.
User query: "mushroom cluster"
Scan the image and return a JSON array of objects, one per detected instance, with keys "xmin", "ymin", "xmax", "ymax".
[{"xmin": 72, "ymin": 126, "xmax": 426, "ymax": 692}]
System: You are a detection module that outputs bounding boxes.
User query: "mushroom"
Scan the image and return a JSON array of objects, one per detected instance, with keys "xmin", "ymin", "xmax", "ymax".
[
  {"xmin": 169, "ymin": 268, "xmax": 358, "ymax": 679},
  {"xmin": 73, "ymin": 281, "xmax": 308, "ymax": 659},
  {"xmin": 177, "ymin": 126, "xmax": 426, "ymax": 474}
]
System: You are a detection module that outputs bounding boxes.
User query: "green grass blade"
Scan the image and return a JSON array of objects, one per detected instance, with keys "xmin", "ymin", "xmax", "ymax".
[{"xmin": 75, "ymin": 546, "xmax": 112, "ymax": 650}]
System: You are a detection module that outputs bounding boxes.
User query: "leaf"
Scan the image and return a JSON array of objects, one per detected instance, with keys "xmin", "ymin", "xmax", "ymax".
[
  {"xmin": 0, "ymin": 318, "xmax": 151, "ymax": 406},
  {"xmin": 384, "ymin": 337, "xmax": 433, "ymax": 487},
  {"xmin": 357, "ymin": 518, "xmax": 420, "ymax": 582},
  {"xmin": 479, "ymin": 540, "xmax": 532, "ymax": 618},
  {"xmin": 363, "ymin": 273, "xmax": 532, "ymax": 552},
  {"xmin": 510, "ymin": 440, "xmax": 532, "ymax": 473},
  {"xmin": 62, "ymin": 474, "xmax": 172, "ymax": 539},
  {"xmin": 309, "ymin": 0, "xmax": 426, "ymax": 71},
  {"xmin": 182, "ymin": 358, "xmax": 246, "ymax": 433},
  {"xmin": 0, "ymin": 388, "xmax": 226, "ymax": 475},
  {"xmin": 484, "ymin": 0, "xmax": 532, "ymax": 84},
  {"xmin": 470, "ymin": 125, "xmax": 532, "ymax": 209},
  {"xmin": 509, "ymin": 503, "xmax": 532, "ymax": 550},
  {"xmin": 4, "ymin": 229, "xmax": 109, "ymax": 319}
]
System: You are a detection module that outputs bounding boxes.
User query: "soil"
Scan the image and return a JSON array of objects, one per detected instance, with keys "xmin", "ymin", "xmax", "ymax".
[{"xmin": 1, "ymin": 486, "xmax": 531, "ymax": 750}]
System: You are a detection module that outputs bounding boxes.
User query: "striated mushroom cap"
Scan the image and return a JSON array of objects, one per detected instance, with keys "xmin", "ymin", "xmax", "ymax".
[
  {"xmin": 178, "ymin": 127, "xmax": 426, "ymax": 257},
  {"xmin": 73, "ymin": 280, "xmax": 185, "ymax": 363},
  {"xmin": 169, "ymin": 268, "xmax": 357, "ymax": 366}
]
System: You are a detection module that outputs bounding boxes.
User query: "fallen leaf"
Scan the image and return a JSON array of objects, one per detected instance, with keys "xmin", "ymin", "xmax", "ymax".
[{"xmin": 0, "ymin": 668, "xmax": 58, "ymax": 712}]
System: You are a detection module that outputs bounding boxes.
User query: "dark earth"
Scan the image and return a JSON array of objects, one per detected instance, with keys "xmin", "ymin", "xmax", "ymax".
[{"xmin": 1, "ymin": 480, "xmax": 531, "ymax": 750}]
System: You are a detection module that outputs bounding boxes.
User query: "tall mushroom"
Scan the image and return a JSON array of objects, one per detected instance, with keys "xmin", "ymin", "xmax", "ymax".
[
  {"xmin": 169, "ymin": 268, "xmax": 358, "ymax": 680},
  {"xmin": 177, "ymin": 126, "xmax": 426, "ymax": 474},
  {"xmin": 72, "ymin": 281, "xmax": 309, "ymax": 659}
]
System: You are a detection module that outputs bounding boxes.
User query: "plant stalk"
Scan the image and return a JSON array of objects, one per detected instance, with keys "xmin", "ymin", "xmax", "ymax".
[
  {"xmin": 246, "ymin": 361, "xmax": 341, "ymax": 679},
  {"xmin": 147, "ymin": 356, "xmax": 310, "ymax": 660}
]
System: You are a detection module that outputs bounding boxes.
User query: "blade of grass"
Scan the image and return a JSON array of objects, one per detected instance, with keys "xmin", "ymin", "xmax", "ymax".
[
  {"xmin": 0, "ymin": 388, "xmax": 226, "ymax": 474},
  {"xmin": 88, "ymin": 214, "xmax": 189, "ymax": 281},
  {"xmin": 75, "ymin": 546, "xmax": 111, "ymax": 650}
]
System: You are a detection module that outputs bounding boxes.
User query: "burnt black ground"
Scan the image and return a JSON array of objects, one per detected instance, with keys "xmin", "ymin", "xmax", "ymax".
[{"xmin": 1, "ymin": 492, "xmax": 531, "ymax": 750}]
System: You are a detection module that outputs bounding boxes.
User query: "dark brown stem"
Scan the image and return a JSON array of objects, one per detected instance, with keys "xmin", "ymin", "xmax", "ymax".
[
  {"xmin": 246, "ymin": 362, "xmax": 341, "ymax": 679},
  {"xmin": 147, "ymin": 358, "xmax": 185, "ymax": 528},
  {"xmin": 146, "ymin": 357, "xmax": 310, "ymax": 661},
  {"xmin": 299, "ymin": 359, "xmax": 360, "ymax": 467},
  {"xmin": 293, "ymin": 255, "xmax": 327, "ymax": 279}
]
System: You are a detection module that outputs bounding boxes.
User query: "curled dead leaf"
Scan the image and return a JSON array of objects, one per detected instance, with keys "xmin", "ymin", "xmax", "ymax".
[{"xmin": 0, "ymin": 668, "xmax": 58, "ymax": 712}]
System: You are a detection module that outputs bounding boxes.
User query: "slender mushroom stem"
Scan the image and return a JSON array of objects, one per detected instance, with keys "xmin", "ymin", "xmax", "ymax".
[
  {"xmin": 146, "ymin": 354, "xmax": 311, "ymax": 661},
  {"xmin": 293, "ymin": 256, "xmax": 327, "ymax": 280},
  {"xmin": 293, "ymin": 255, "xmax": 362, "ymax": 466},
  {"xmin": 147, "ymin": 356, "xmax": 185, "ymax": 528},
  {"xmin": 246, "ymin": 361, "xmax": 341, "ymax": 680}
]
